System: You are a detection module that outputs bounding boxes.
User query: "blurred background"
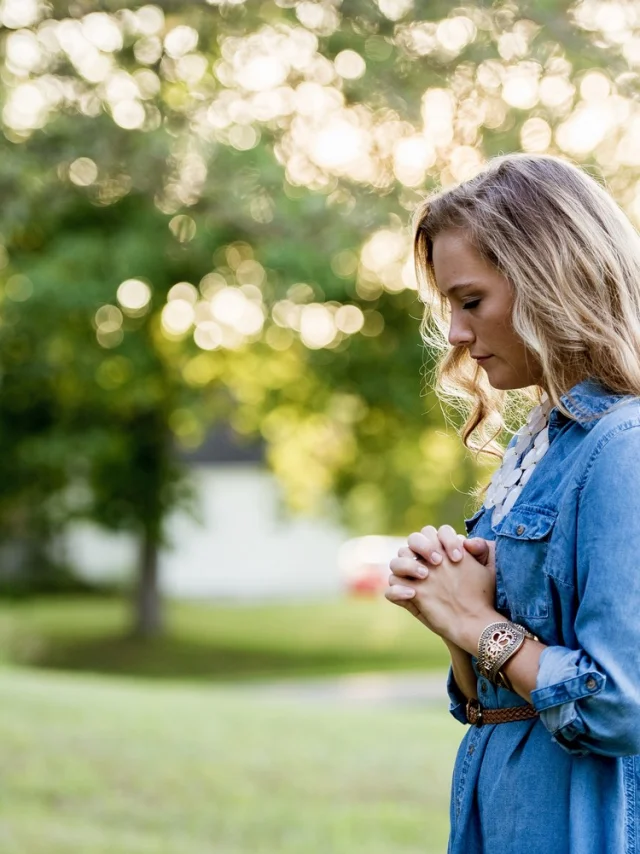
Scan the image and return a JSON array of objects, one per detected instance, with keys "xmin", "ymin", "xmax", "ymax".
[{"xmin": 0, "ymin": 0, "xmax": 637, "ymax": 851}]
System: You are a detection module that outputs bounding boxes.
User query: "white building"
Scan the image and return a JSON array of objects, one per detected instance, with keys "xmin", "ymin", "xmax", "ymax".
[{"xmin": 66, "ymin": 426, "xmax": 404, "ymax": 600}]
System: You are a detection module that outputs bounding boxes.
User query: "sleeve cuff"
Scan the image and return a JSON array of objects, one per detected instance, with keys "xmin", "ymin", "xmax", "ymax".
[
  {"xmin": 446, "ymin": 664, "xmax": 470, "ymax": 725},
  {"xmin": 530, "ymin": 645, "xmax": 605, "ymax": 754}
]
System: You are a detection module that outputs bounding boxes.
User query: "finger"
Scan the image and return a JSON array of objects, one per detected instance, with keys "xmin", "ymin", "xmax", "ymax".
[
  {"xmin": 407, "ymin": 532, "xmax": 443, "ymax": 565},
  {"xmin": 463, "ymin": 537, "xmax": 488, "ymax": 552},
  {"xmin": 419, "ymin": 525, "xmax": 443, "ymax": 564},
  {"xmin": 462, "ymin": 537, "xmax": 490, "ymax": 565},
  {"xmin": 388, "ymin": 573, "xmax": 420, "ymax": 588},
  {"xmin": 384, "ymin": 589, "xmax": 422, "ymax": 621},
  {"xmin": 397, "ymin": 545, "xmax": 439, "ymax": 568},
  {"xmin": 384, "ymin": 584, "xmax": 416, "ymax": 601},
  {"xmin": 420, "ymin": 525, "xmax": 438, "ymax": 537},
  {"xmin": 437, "ymin": 524, "xmax": 464, "ymax": 562},
  {"xmin": 397, "ymin": 546, "xmax": 422, "ymax": 561},
  {"xmin": 389, "ymin": 557, "xmax": 428, "ymax": 579}
]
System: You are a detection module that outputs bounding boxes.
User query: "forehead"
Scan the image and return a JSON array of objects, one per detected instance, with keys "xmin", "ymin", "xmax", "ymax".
[{"xmin": 431, "ymin": 229, "xmax": 496, "ymax": 292}]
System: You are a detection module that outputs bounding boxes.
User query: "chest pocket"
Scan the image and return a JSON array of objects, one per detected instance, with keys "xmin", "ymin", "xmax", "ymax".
[{"xmin": 494, "ymin": 504, "xmax": 557, "ymax": 624}]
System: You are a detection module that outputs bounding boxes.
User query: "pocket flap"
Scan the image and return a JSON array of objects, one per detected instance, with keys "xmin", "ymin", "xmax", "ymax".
[{"xmin": 497, "ymin": 504, "xmax": 557, "ymax": 540}]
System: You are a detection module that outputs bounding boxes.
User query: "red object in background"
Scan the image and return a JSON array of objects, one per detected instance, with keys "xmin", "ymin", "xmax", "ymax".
[
  {"xmin": 339, "ymin": 535, "xmax": 407, "ymax": 596},
  {"xmin": 346, "ymin": 562, "xmax": 387, "ymax": 596}
]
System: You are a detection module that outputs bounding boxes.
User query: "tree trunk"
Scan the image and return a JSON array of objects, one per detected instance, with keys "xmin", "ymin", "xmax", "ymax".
[{"xmin": 131, "ymin": 527, "xmax": 163, "ymax": 638}]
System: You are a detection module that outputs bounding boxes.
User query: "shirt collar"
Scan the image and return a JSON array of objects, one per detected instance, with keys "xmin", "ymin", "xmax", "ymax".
[{"xmin": 550, "ymin": 376, "xmax": 633, "ymax": 435}]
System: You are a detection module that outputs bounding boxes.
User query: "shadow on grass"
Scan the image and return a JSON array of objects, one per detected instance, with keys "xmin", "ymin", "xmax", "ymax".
[
  {"xmin": 0, "ymin": 596, "xmax": 450, "ymax": 682},
  {"xmin": 26, "ymin": 634, "xmax": 442, "ymax": 682}
]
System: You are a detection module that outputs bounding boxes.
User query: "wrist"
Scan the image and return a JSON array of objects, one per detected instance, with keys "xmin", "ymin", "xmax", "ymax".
[
  {"xmin": 445, "ymin": 639, "xmax": 469, "ymax": 660},
  {"xmin": 455, "ymin": 610, "xmax": 504, "ymax": 657}
]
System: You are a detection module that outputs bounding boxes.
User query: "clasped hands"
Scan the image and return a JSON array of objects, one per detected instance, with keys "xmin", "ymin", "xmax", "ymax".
[{"xmin": 385, "ymin": 525, "xmax": 500, "ymax": 656}]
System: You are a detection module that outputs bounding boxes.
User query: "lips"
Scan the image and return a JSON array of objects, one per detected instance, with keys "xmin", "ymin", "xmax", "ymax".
[{"xmin": 473, "ymin": 355, "xmax": 493, "ymax": 362}]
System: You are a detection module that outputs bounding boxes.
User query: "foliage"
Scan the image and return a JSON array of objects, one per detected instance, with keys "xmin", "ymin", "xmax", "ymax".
[{"xmin": 0, "ymin": 0, "xmax": 638, "ymax": 583}]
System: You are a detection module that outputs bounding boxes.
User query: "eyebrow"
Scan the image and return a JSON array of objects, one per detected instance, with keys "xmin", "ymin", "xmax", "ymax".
[{"xmin": 439, "ymin": 281, "xmax": 480, "ymax": 297}]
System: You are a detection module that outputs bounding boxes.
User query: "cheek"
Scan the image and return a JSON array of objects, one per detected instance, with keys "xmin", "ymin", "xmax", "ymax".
[
  {"xmin": 479, "ymin": 313, "xmax": 526, "ymax": 360},
  {"xmin": 483, "ymin": 301, "xmax": 509, "ymax": 324},
  {"xmin": 483, "ymin": 308, "xmax": 516, "ymax": 340}
]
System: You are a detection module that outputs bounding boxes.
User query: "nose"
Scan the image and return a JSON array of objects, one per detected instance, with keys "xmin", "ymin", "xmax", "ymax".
[{"xmin": 447, "ymin": 309, "xmax": 474, "ymax": 349}]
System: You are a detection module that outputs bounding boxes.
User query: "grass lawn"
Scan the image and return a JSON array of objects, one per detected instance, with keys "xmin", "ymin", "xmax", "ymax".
[
  {"xmin": 0, "ymin": 666, "xmax": 461, "ymax": 854},
  {"xmin": 0, "ymin": 596, "xmax": 450, "ymax": 681}
]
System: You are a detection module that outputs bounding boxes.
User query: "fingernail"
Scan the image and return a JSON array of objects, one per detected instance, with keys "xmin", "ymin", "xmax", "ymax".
[
  {"xmin": 396, "ymin": 586, "xmax": 415, "ymax": 598},
  {"xmin": 430, "ymin": 551, "xmax": 442, "ymax": 564},
  {"xmin": 416, "ymin": 566, "xmax": 428, "ymax": 578},
  {"xmin": 452, "ymin": 548, "xmax": 462, "ymax": 561}
]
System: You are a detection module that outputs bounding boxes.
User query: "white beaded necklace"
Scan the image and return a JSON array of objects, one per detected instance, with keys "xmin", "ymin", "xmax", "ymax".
[{"xmin": 484, "ymin": 391, "xmax": 553, "ymax": 526}]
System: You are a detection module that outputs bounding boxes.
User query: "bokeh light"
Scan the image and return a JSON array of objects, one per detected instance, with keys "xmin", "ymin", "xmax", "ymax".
[
  {"xmin": 0, "ymin": 0, "xmax": 44, "ymax": 29},
  {"xmin": 117, "ymin": 278, "xmax": 152, "ymax": 314},
  {"xmin": 162, "ymin": 299, "xmax": 195, "ymax": 336},
  {"xmin": 502, "ymin": 64, "xmax": 540, "ymax": 110},
  {"xmin": 520, "ymin": 117, "xmax": 552, "ymax": 152},
  {"xmin": 393, "ymin": 136, "xmax": 436, "ymax": 186},
  {"xmin": 194, "ymin": 321, "xmax": 223, "ymax": 350},
  {"xmin": 69, "ymin": 157, "xmax": 98, "ymax": 186},
  {"xmin": 5, "ymin": 274, "xmax": 33, "ymax": 301},
  {"xmin": 95, "ymin": 304, "xmax": 124, "ymax": 348},
  {"xmin": 299, "ymin": 303, "xmax": 336, "ymax": 349},
  {"xmin": 334, "ymin": 50, "xmax": 366, "ymax": 79},
  {"xmin": 335, "ymin": 305, "xmax": 364, "ymax": 334},
  {"xmin": 436, "ymin": 16, "xmax": 476, "ymax": 53},
  {"xmin": 164, "ymin": 25, "xmax": 198, "ymax": 59},
  {"xmin": 112, "ymin": 100, "xmax": 145, "ymax": 130},
  {"xmin": 168, "ymin": 282, "xmax": 198, "ymax": 304},
  {"xmin": 376, "ymin": 0, "xmax": 413, "ymax": 22},
  {"xmin": 169, "ymin": 215, "xmax": 197, "ymax": 243}
]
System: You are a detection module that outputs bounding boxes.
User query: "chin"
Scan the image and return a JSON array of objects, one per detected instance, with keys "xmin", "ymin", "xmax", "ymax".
[{"xmin": 485, "ymin": 365, "xmax": 534, "ymax": 391}]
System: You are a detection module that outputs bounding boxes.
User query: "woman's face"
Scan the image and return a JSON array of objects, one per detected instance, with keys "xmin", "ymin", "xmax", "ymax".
[{"xmin": 432, "ymin": 228, "xmax": 544, "ymax": 390}]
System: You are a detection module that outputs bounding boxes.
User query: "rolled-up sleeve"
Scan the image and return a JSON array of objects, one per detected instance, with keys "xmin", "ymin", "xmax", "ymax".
[
  {"xmin": 446, "ymin": 664, "xmax": 469, "ymax": 725},
  {"xmin": 530, "ymin": 422, "xmax": 640, "ymax": 757}
]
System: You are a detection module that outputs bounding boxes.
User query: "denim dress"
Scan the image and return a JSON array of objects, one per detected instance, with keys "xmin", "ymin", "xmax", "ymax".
[{"xmin": 447, "ymin": 377, "xmax": 640, "ymax": 854}]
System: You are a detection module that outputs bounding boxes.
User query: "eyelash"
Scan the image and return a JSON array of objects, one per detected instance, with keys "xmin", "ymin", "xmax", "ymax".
[{"xmin": 463, "ymin": 299, "xmax": 481, "ymax": 310}]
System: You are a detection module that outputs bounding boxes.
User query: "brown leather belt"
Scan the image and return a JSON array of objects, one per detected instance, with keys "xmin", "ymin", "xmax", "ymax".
[{"xmin": 466, "ymin": 697, "xmax": 539, "ymax": 727}]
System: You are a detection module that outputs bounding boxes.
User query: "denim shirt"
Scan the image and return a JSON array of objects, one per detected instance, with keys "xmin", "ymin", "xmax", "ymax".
[{"xmin": 446, "ymin": 377, "xmax": 640, "ymax": 854}]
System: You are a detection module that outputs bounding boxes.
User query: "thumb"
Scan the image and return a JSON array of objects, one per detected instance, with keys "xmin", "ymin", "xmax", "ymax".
[{"xmin": 462, "ymin": 537, "xmax": 490, "ymax": 565}]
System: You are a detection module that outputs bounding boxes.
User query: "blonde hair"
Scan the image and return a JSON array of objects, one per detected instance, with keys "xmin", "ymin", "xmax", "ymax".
[{"xmin": 414, "ymin": 152, "xmax": 640, "ymax": 469}]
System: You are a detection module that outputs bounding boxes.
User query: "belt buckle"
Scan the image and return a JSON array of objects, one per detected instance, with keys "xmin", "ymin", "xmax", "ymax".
[{"xmin": 466, "ymin": 698, "xmax": 484, "ymax": 727}]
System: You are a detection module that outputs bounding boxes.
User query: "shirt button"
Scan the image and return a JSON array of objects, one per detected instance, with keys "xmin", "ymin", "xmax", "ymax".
[
  {"xmin": 468, "ymin": 744, "xmax": 475, "ymax": 755},
  {"xmin": 516, "ymin": 524, "xmax": 525, "ymax": 535},
  {"xmin": 586, "ymin": 676, "xmax": 598, "ymax": 691},
  {"xmin": 480, "ymin": 680, "xmax": 488, "ymax": 693}
]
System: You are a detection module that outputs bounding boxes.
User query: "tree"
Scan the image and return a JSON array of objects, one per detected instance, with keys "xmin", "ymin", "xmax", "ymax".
[{"xmin": 0, "ymin": 0, "xmax": 637, "ymax": 633}]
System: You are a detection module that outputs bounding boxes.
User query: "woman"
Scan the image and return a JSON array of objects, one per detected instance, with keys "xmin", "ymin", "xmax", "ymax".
[{"xmin": 385, "ymin": 153, "xmax": 640, "ymax": 853}]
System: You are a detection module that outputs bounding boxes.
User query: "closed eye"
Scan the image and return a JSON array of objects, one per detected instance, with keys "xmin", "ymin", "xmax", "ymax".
[{"xmin": 463, "ymin": 299, "xmax": 481, "ymax": 310}]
